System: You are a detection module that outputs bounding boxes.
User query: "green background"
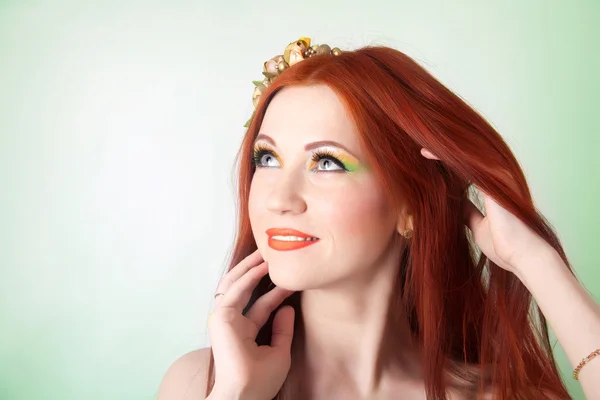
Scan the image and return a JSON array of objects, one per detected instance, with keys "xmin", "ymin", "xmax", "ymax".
[{"xmin": 0, "ymin": 1, "xmax": 598, "ymax": 399}]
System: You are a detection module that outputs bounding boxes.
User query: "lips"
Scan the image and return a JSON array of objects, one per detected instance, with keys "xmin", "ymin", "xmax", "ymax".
[{"xmin": 266, "ymin": 228, "xmax": 320, "ymax": 251}]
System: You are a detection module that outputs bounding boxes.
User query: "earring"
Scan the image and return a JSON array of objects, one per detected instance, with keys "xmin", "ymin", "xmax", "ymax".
[{"xmin": 403, "ymin": 229, "xmax": 413, "ymax": 239}]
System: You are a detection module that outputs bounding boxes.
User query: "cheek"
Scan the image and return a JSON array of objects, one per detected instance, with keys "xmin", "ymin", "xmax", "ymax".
[
  {"xmin": 316, "ymin": 181, "xmax": 396, "ymax": 273},
  {"xmin": 248, "ymin": 178, "xmax": 268, "ymax": 225},
  {"xmin": 320, "ymin": 182, "xmax": 392, "ymax": 238}
]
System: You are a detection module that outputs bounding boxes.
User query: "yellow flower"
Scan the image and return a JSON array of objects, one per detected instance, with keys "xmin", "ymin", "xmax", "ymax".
[
  {"xmin": 245, "ymin": 37, "xmax": 313, "ymax": 128},
  {"xmin": 283, "ymin": 37, "xmax": 311, "ymax": 66}
]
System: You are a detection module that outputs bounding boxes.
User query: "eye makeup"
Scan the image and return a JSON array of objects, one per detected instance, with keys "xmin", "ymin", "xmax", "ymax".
[
  {"xmin": 307, "ymin": 147, "xmax": 361, "ymax": 173},
  {"xmin": 252, "ymin": 143, "xmax": 283, "ymax": 168},
  {"xmin": 251, "ymin": 142, "xmax": 362, "ymax": 172}
]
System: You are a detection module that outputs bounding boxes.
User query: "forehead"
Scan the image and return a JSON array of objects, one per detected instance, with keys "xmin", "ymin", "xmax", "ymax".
[{"xmin": 259, "ymin": 84, "xmax": 362, "ymax": 153}]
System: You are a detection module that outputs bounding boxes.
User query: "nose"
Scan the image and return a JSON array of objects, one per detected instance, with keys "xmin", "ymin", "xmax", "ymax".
[{"xmin": 265, "ymin": 170, "xmax": 307, "ymax": 215}]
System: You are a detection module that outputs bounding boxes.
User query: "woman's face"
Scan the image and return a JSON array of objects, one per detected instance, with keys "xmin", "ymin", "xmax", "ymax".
[{"xmin": 248, "ymin": 84, "xmax": 407, "ymax": 291}]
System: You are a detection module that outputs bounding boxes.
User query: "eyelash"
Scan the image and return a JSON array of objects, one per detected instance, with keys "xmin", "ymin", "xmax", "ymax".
[{"xmin": 252, "ymin": 145, "xmax": 348, "ymax": 173}]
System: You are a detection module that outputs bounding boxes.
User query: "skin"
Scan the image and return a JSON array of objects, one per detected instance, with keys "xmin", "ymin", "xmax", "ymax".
[
  {"xmin": 157, "ymin": 84, "xmax": 600, "ymax": 399},
  {"xmin": 157, "ymin": 85, "xmax": 484, "ymax": 400},
  {"xmin": 247, "ymin": 84, "xmax": 425, "ymax": 399}
]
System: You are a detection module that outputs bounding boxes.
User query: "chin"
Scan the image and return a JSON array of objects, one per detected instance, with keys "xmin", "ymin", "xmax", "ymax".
[{"xmin": 267, "ymin": 260, "xmax": 320, "ymax": 291}]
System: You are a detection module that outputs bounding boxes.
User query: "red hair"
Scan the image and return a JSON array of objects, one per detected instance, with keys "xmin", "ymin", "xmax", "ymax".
[{"xmin": 206, "ymin": 45, "xmax": 573, "ymax": 399}]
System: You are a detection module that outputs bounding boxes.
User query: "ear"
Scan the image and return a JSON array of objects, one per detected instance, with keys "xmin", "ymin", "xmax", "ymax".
[{"xmin": 396, "ymin": 212, "xmax": 413, "ymax": 234}]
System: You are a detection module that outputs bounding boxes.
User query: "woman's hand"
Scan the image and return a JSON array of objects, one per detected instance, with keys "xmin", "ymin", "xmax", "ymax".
[
  {"xmin": 421, "ymin": 148, "xmax": 554, "ymax": 274},
  {"xmin": 208, "ymin": 249, "xmax": 295, "ymax": 400}
]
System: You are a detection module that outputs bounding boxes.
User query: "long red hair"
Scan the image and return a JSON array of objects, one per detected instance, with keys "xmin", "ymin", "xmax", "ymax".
[{"xmin": 206, "ymin": 45, "xmax": 573, "ymax": 399}]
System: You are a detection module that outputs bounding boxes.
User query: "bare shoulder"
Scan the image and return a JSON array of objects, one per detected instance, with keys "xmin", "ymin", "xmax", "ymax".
[{"xmin": 157, "ymin": 348, "xmax": 212, "ymax": 400}]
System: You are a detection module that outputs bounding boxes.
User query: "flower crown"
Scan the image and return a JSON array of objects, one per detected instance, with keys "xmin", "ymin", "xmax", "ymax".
[{"xmin": 244, "ymin": 36, "xmax": 343, "ymax": 127}]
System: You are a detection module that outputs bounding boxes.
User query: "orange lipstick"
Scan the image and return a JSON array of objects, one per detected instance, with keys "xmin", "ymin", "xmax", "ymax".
[{"xmin": 266, "ymin": 228, "xmax": 320, "ymax": 251}]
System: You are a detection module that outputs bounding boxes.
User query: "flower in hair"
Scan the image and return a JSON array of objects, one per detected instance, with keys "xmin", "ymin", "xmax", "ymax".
[{"xmin": 244, "ymin": 36, "xmax": 343, "ymax": 127}]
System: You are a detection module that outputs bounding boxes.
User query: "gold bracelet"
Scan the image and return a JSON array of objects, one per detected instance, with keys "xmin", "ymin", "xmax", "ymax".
[{"xmin": 573, "ymin": 348, "xmax": 600, "ymax": 380}]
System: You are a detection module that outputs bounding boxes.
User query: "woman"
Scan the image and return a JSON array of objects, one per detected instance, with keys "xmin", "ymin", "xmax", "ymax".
[{"xmin": 158, "ymin": 38, "xmax": 600, "ymax": 399}]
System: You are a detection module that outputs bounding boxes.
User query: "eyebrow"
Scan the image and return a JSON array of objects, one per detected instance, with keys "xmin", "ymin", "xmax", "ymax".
[{"xmin": 254, "ymin": 133, "xmax": 360, "ymax": 159}]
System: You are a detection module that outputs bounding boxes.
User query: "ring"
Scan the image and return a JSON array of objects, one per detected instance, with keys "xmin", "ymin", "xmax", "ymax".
[{"xmin": 214, "ymin": 292, "xmax": 225, "ymax": 299}]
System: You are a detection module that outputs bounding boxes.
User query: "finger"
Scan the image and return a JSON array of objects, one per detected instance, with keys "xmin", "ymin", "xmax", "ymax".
[
  {"xmin": 213, "ymin": 292, "xmax": 226, "ymax": 307},
  {"xmin": 482, "ymin": 191, "xmax": 502, "ymax": 213},
  {"xmin": 217, "ymin": 262, "xmax": 269, "ymax": 311},
  {"xmin": 462, "ymin": 196, "xmax": 485, "ymax": 232},
  {"xmin": 471, "ymin": 184, "xmax": 501, "ymax": 214},
  {"xmin": 215, "ymin": 249, "xmax": 264, "ymax": 299},
  {"xmin": 420, "ymin": 148, "xmax": 440, "ymax": 160},
  {"xmin": 245, "ymin": 287, "xmax": 295, "ymax": 330},
  {"xmin": 473, "ymin": 184, "xmax": 490, "ymax": 198},
  {"xmin": 271, "ymin": 306, "xmax": 295, "ymax": 350},
  {"xmin": 208, "ymin": 306, "xmax": 258, "ymax": 343}
]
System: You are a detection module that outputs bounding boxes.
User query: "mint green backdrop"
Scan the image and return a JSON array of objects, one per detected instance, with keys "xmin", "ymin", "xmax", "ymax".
[{"xmin": 0, "ymin": 1, "xmax": 598, "ymax": 399}]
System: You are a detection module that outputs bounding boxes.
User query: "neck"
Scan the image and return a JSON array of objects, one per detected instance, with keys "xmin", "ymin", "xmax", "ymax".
[{"xmin": 289, "ymin": 242, "xmax": 423, "ymax": 398}]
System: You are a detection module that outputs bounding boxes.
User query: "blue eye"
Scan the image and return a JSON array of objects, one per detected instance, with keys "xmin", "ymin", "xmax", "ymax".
[
  {"xmin": 252, "ymin": 145, "xmax": 280, "ymax": 168},
  {"xmin": 310, "ymin": 150, "xmax": 347, "ymax": 173},
  {"xmin": 251, "ymin": 145, "xmax": 349, "ymax": 173}
]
